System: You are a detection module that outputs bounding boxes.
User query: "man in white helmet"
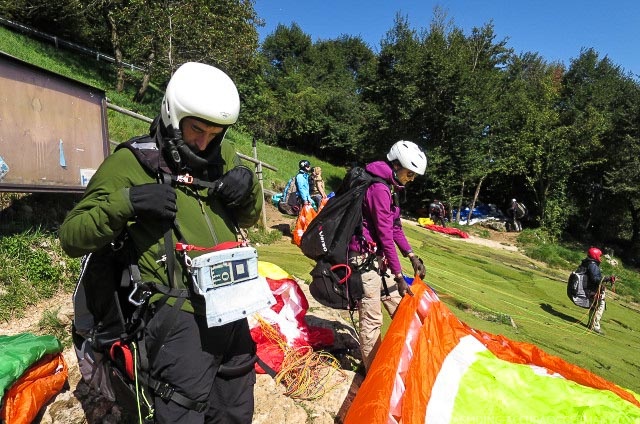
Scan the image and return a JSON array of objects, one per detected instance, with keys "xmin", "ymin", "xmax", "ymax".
[
  {"xmin": 347, "ymin": 140, "xmax": 428, "ymax": 372},
  {"xmin": 60, "ymin": 62, "xmax": 262, "ymax": 423}
]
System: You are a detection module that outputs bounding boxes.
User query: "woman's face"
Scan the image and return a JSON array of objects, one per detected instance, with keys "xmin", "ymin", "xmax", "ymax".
[{"xmin": 395, "ymin": 167, "xmax": 416, "ymax": 186}]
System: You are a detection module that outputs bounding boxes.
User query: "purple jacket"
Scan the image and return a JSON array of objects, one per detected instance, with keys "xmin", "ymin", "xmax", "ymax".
[{"xmin": 348, "ymin": 161, "xmax": 412, "ymax": 275}]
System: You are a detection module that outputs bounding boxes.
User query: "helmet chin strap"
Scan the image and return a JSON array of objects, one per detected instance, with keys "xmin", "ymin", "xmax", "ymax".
[
  {"xmin": 175, "ymin": 138, "xmax": 209, "ymax": 170},
  {"xmin": 157, "ymin": 123, "xmax": 209, "ymax": 172}
]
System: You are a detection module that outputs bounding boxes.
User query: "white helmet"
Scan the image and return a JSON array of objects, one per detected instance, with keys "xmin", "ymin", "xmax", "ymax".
[
  {"xmin": 387, "ymin": 140, "xmax": 427, "ymax": 175},
  {"xmin": 160, "ymin": 62, "xmax": 240, "ymax": 132}
]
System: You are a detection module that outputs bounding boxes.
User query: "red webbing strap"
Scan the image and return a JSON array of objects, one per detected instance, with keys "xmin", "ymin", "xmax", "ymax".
[{"xmin": 175, "ymin": 240, "xmax": 245, "ymax": 253}]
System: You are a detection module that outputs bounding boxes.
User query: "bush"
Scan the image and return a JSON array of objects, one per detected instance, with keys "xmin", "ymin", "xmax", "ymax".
[{"xmin": 0, "ymin": 230, "xmax": 79, "ymax": 321}]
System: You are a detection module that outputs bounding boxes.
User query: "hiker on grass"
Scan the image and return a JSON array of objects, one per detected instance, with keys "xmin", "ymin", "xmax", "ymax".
[
  {"xmin": 60, "ymin": 62, "xmax": 262, "ymax": 423},
  {"xmin": 348, "ymin": 140, "xmax": 427, "ymax": 372},
  {"xmin": 296, "ymin": 159, "xmax": 313, "ymax": 207},
  {"xmin": 578, "ymin": 247, "xmax": 616, "ymax": 334}
]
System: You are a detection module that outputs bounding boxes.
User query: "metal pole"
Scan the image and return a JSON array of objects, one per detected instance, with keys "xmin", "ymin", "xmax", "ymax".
[{"xmin": 253, "ymin": 137, "xmax": 268, "ymax": 229}]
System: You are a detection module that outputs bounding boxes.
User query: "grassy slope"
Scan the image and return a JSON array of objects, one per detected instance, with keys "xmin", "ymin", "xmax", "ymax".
[
  {"xmin": 3, "ymin": 24, "xmax": 640, "ymax": 395},
  {"xmin": 258, "ymin": 225, "xmax": 640, "ymax": 395}
]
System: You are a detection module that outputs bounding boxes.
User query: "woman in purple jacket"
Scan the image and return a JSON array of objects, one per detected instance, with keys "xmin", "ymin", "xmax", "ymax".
[{"xmin": 348, "ymin": 140, "xmax": 427, "ymax": 371}]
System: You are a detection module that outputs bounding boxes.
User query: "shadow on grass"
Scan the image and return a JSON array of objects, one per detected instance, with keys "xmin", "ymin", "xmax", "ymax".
[{"xmin": 540, "ymin": 303, "xmax": 583, "ymax": 324}]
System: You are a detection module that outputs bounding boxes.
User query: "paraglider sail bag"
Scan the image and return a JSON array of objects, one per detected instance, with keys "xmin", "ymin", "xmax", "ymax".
[{"xmin": 191, "ymin": 247, "xmax": 275, "ymax": 327}]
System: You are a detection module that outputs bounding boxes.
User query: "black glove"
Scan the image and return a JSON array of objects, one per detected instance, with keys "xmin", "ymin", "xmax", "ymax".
[
  {"xmin": 129, "ymin": 184, "xmax": 177, "ymax": 220},
  {"xmin": 208, "ymin": 166, "xmax": 254, "ymax": 207},
  {"xmin": 409, "ymin": 255, "xmax": 426, "ymax": 279},
  {"xmin": 394, "ymin": 275, "xmax": 414, "ymax": 297}
]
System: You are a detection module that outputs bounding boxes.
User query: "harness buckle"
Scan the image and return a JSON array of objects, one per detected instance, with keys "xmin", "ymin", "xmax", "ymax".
[
  {"xmin": 176, "ymin": 173, "xmax": 194, "ymax": 184},
  {"xmin": 155, "ymin": 383, "xmax": 175, "ymax": 401}
]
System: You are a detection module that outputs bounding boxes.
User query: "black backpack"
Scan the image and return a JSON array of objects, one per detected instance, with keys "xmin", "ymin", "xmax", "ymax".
[
  {"xmin": 300, "ymin": 167, "xmax": 386, "ymax": 310},
  {"xmin": 567, "ymin": 267, "xmax": 591, "ymax": 308}
]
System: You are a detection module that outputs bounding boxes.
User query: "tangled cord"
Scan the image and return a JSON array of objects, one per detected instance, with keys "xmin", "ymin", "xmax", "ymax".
[{"xmin": 256, "ymin": 315, "xmax": 347, "ymax": 400}]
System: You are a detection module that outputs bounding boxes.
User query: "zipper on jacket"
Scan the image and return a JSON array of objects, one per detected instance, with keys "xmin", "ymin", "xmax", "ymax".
[{"xmin": 197, "ymin": 195, "xmax": 219, "ymax": 246}]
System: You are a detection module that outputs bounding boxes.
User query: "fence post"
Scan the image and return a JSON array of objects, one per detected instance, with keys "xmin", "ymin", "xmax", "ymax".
[{"xmin": 253, "ymin": 137, "xmax": 268, "ymax": 229}]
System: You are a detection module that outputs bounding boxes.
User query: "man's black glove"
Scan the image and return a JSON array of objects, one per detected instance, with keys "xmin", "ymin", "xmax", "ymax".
[
  {"xmin": 395, "ymin": 275, "xmax": 414, "ymax": 297},
  {"xmin": 409, "ymin": 255, "xmax": 426, "ymax": 279},
  {"xmin": 129, "ymin": 184, "xmax": 177, "ymax": 220},
  {"xmin": 208, "ymin": 166, "xmax": 254, "ymax": 207}
]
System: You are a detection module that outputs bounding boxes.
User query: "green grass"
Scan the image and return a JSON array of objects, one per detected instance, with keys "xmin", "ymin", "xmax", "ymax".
[
  {"xmin": 38, "ymin": 307, "xmax": 72, "ymax": 348},
  {"xmin": 0, "ymin": 229, "xmax": 79, "ymax": 322},
  {"xmin": 258, "ymin": 225, "xmax": 640, "ymax": 395}
]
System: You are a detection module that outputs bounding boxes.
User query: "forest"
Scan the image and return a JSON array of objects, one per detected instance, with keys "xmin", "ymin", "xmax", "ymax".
[{"xmin": 1, "ymin": 1, "xmax": 640, "ymax": 262}]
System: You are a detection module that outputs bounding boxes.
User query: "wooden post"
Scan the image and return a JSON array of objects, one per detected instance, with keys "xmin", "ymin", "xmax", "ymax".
[{"xmin": 253, "ymin": 137, "xmax": 268, "ymax": 229}]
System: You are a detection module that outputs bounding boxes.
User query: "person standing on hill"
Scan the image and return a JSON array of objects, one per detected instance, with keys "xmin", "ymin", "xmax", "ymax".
[
  {"xmin": 577, "ymin": 247, "xmax": 616, "ymax": 334},
  {"xmin": 59, "ymin": 62, "xmax": 262, "ymax": 423},
  {"xmin": 309, "ymin": 166, "xmax": 327, "ymax": 208},
  {"xmin": 348, "ymin": 140, "xmax": 428, "ymax": 372},
  {"xmin": 507, "ymin": 198, "xmax": 526, "ymax": 232},
  {"xmin": 429, "ymin": 199, "xmax": 446, "ymax": 227},
  {"xmin": 296, "ymin": 159, "xmax": 313, "ymax": 206}
]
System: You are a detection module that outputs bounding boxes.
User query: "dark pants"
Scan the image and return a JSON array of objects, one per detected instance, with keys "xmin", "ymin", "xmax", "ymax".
[
  {"xmin": 144, "ymin": 304, "xmax": 256, "ymax": 424},
  {"xmin": 311, "ymin": 194, "xmax": 322, "ymax": 209},
  {"xmin": 430, "ymin": 213, "xmax": 446, "ymax": 227}
]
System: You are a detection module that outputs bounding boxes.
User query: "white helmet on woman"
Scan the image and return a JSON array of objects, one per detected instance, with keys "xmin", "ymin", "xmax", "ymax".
[
  {"xmin": 161, "ymin": 62, "xmax": 240, "ymax": 133},
  {"xmin": 387, "ymin": 140, "xmax": 427, "ymax": 175}
]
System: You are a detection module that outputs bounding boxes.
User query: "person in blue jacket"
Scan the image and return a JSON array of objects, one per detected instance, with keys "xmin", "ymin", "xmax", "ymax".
[{"xmin": 296, "ymin": 159, "xmax": 313, "ymax": 206}]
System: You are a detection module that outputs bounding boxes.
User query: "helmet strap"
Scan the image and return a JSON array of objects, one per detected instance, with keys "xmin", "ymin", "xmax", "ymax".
[
  {"xmin": 155, "ymin": 121, "xmax": 210, "ymax": 173},
  {"xmin": 175, "ymin": 138, "xmax": 209, "ymax": 170}
]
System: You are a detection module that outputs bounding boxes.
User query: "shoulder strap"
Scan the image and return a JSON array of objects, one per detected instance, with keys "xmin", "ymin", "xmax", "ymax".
[
  {"xmin": 116, "ymin": 136, "xmax": 173, "ymax": 176},
  {"xmin": 117, "ymin": 138, "xmax": 221, "ymax": 191}
]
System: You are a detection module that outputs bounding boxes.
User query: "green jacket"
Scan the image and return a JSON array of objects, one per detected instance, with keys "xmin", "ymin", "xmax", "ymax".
[{"xmin": 59, "ymin": 137, "xmax": 263, "ymax": 314}]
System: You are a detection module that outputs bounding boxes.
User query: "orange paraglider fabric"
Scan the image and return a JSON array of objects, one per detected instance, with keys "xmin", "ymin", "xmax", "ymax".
[
  {"xmin": 1, "ymin": 353, "xmax": 68, "ymax": 424},
  {"xmin": 345, "ymin": 280, "xmax": 640, "ymax": 424},
  {"xmin": 292, "ymin": 203, "xmax": 317, "ymax": 246}
]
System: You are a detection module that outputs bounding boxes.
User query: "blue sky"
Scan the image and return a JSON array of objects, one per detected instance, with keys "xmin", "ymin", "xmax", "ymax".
[{"xmin": 254, "ymin": 0, "xmax": 640, "ymax": 79}]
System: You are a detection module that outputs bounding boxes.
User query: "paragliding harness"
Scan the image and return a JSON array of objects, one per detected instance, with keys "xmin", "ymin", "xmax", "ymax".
[
  {"xmin": 300, "ymin": 167, "xmax": 387, "ymax": 311},
  {"xmin": 567, "ymin": 266, "xmax": 591, "ymax": 308},
  {"xmin": 72, "ymin": 136, "xmax": 274, "ymax": 423},
  {"xmin": 277, "ymin": 176, "xmax": 300, "ymax": 216}
]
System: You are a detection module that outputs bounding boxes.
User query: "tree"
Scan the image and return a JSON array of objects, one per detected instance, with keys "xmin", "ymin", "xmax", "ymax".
[
  {"xmin": 255, "ymin": 25, "xmax": 376, "ymax": 161},
  {"xmin": 561, "ymin": 49, "xmax": 640, "ymax": 256}
]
